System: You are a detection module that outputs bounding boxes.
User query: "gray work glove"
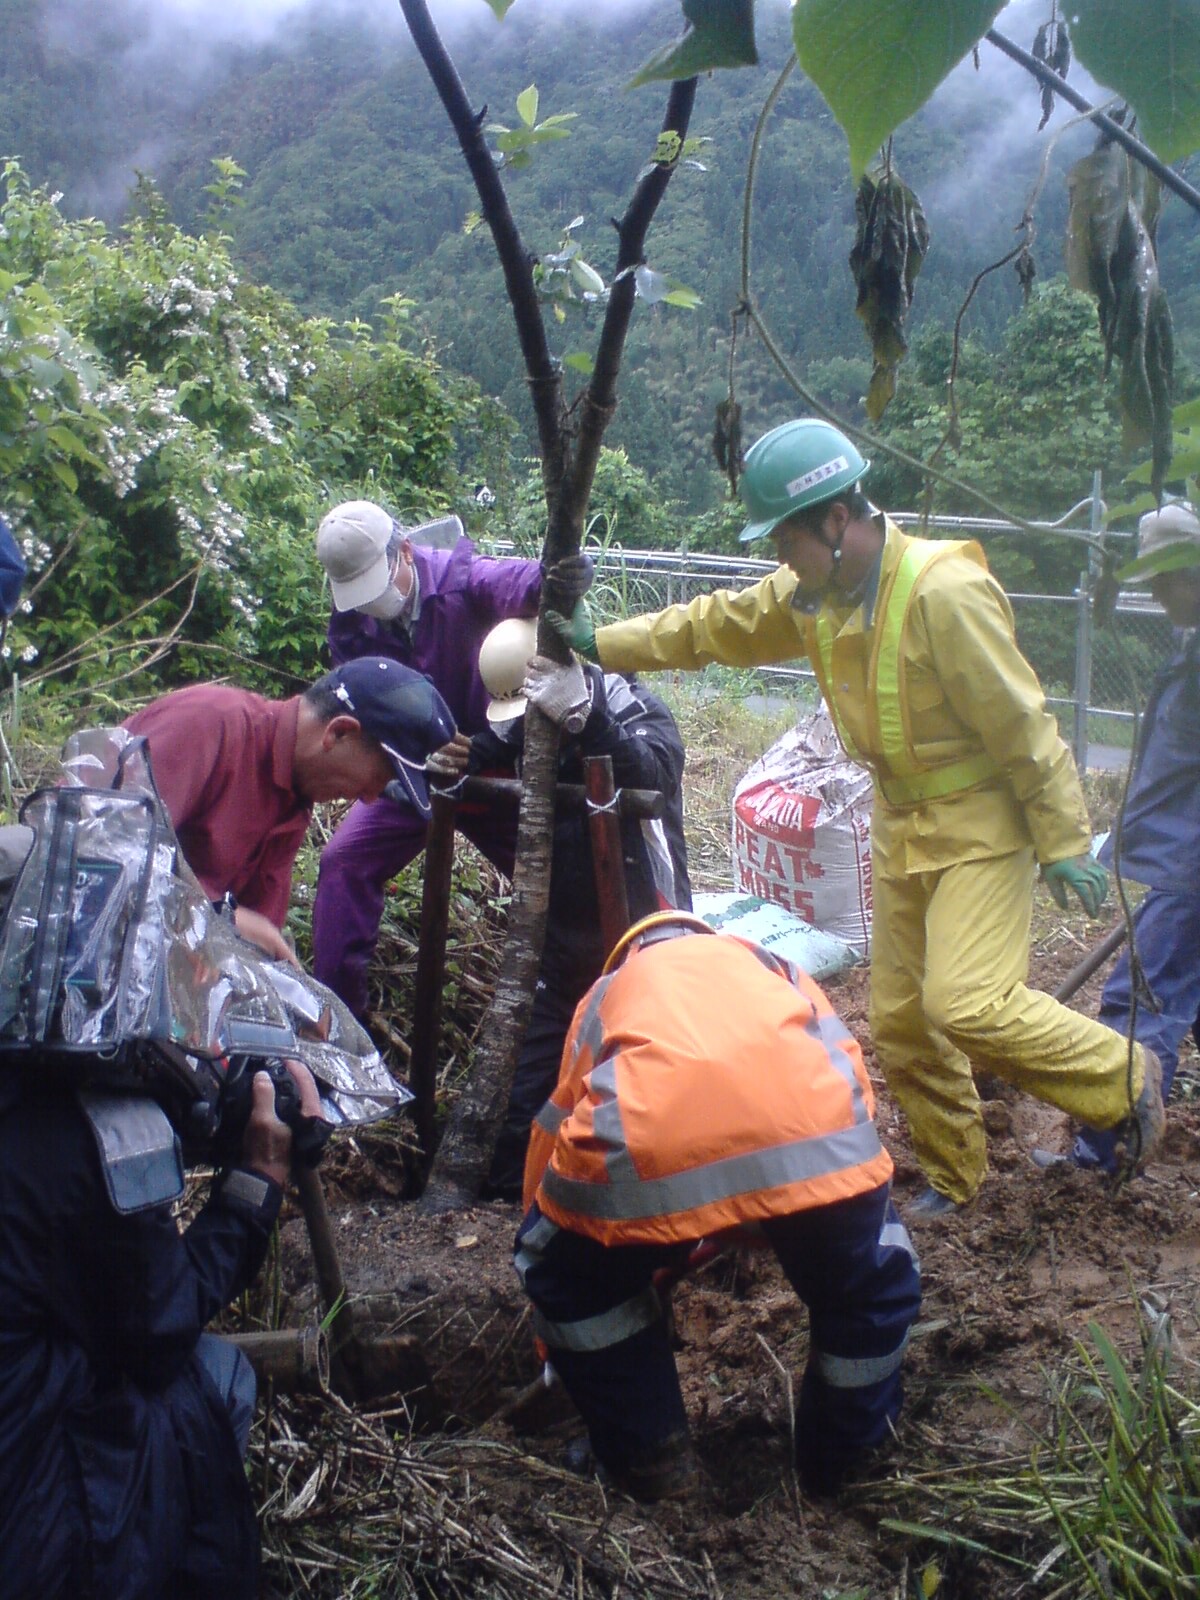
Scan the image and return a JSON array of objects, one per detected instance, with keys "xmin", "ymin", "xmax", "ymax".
[{"xmin": 523, "ymin": 654, "xmax": 592, "ymax": 733}]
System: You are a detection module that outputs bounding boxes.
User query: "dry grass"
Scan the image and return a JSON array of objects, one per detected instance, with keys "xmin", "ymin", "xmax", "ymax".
[{"xmin": 255, "ymin": 1396, "xmax": 720, "ymax": 1600}]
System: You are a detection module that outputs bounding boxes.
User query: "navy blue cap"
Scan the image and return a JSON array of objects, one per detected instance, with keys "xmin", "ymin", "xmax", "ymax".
[{"xmin": 324, "ymin": 657, "xmax": 456, "ymax": 819}]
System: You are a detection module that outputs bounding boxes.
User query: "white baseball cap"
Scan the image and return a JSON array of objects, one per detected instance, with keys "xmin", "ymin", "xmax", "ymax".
[
  {"xmin": 1117, "ymin": 501, "xmax": 1200, "ymax": 582},
  {"xmin": 316, "ymin": 501, "xmax": 396, "ymax": 612}
]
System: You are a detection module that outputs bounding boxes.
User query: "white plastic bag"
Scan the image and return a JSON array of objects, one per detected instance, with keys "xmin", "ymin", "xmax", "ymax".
[{"xmin": 692, "ymin": 891, "xmax": 860, "ymax": 981}]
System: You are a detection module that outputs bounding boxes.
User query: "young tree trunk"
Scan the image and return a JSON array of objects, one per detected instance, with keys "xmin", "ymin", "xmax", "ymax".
[{"xmin": 397, "ymin": 0, "xmax": 695, "ymax": 1209}]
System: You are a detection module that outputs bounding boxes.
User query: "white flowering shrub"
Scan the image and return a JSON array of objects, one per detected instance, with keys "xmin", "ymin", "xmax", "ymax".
[{"xmin": 0, "ymin": 161, "xmax": 473, "ymax": 694}]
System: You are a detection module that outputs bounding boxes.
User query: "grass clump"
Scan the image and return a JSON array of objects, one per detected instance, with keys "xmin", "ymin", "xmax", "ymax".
[{"xmin": 872, "ymin": 1310, "xmax": 1200, "ymax": 1598}]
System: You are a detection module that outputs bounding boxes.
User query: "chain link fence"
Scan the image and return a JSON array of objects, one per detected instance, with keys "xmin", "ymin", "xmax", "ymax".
[{"xmin": 582, "ymin": 499, "xmax": 1172, "ymax": 772}]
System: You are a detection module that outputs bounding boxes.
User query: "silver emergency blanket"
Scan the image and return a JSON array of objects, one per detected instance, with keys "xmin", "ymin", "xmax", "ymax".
[{"xmin": 0, "ymin": 726, "xmax": 409, "ymax": 1127}]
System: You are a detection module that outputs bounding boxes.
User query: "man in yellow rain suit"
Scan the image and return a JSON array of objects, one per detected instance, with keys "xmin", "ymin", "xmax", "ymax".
[{"xmin": 549, "ymin": 419, "xmax": 1164, "ymax": 1216}]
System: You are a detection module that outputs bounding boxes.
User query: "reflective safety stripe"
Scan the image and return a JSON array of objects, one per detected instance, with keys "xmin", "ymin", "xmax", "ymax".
[
  {"xmin": 880, "ymin": 1217, "xmax": 919, "ymax": 1267},
  {"xmin": 589, "ymin": 1051, "xmax": 640, "ymax": 1188},
  {"xmin": 814, "ymin": 1330, "xmax": 909, "ymax": 1389},
  {"xmin": 875, "ymin": 750, "xmax": 999, "ymax": 806},
  {"xmin": 513, "ymin": 1213, "xmax": 561, "ymax": 1286},
  {"xmin": 807, "ymin": 1011, "xmax": 871, "ymax": 1125},
  {"xmin": 872, "ymin": 542, "xmax": 922, "ymax": 772},
  {"xmin": 809, "ymin": 534, "xmax": 1000, "ymax": 804},
  {"xmin": 535, "ymin": 1099, "xmax": 569, "ymax": 1136},
  {"xmin": 739, "ymin": 944, "xmax": 872, "ymax": 1127},
  {"xmin": 571, "ymin": 977, "xmax": 612, "ymax": 1069},
  {"xmin": 541, "ymin": 1119, "xmax": 884, "ymax": 1222},
  {"xmin": 533, "ymin": 1285, "xmax": 663, "ymax": 1353}
]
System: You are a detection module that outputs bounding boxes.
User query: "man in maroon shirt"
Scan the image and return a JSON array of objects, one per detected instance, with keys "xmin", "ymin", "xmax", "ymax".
[{"xmin": 125, "ymin": 658, "xmax": 454, "ymax": 964}]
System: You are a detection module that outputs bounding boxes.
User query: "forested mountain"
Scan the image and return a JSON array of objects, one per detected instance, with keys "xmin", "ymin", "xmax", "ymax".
[{"xmin": 4, "ymin": 0, "xmax": 1198, "ymax": 531}]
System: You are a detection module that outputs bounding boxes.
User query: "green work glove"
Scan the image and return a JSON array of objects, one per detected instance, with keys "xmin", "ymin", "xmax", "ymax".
[
  {"xmin": 544, "ymin": 598, "xmax": 599, "ymax": 662},
  {"xmin": 1042, "ymin": 856, "xmax": 1109, "ymax": 918}
]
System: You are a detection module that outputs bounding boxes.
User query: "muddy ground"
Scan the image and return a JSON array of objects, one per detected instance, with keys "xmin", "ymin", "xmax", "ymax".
[{"xmin": 259, "ymin": 913, "xmax": 1200, "ymax": 1600}]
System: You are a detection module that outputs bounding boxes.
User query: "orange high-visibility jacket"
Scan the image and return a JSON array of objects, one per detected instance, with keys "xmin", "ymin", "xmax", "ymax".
[{"xmin": 523, "ymin": 933, "xmax": 894, "ymax": 1247}]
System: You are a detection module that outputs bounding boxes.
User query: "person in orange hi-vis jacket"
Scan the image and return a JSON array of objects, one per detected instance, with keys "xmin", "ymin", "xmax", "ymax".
[{"xmin": 514, "ymin": 913, "xmax": 921, "ymax": 1503}]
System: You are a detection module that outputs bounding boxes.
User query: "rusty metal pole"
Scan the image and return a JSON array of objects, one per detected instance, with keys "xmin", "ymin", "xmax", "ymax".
[
  {"xmin": 1052, "ymin": 921, "xmax": 1128, "ymax": 1004},
  {"xmin": 409, "ymin": 789, "xmax": 458, "ymax": 1164},
  {"xmin": 293, "ymin": 1162, "xmax": 357, "ymax": 1399},
  {"xmin": 584, "ymin": 755, "xmax": 632, "ymax": 960}
]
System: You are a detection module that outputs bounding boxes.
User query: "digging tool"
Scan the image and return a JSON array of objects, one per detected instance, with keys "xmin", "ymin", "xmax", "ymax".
[
  {"xmin": 409, "ymin": 790, "xmax": 458, "ymax": 1163},
  {"xmin": 291, "ymin": 1162, "xmax": 437, "ymax": 1408},
  {"xmin": 1052, "ymin": 921, "xmax": 1127, "ymax": 1004}
]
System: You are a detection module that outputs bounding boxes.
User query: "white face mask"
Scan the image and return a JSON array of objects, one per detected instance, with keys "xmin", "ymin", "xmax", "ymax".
[{"xmin": 357, "ymin": 581, "xmax": 405, "ymax": 621}]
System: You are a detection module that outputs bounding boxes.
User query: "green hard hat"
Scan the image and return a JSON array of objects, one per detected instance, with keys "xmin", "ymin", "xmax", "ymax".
[{"xmin": 738, "ymin": 419, "xmax": 870, "ymax": 544}]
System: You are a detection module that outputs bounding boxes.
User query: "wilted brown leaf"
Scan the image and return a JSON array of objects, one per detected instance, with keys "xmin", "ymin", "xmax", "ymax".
[
  {"xmin": 850, "ymin": 165, "xmax": 930, "ymax": 422},
  {"xmin": 1066, "ymin": 136, "xmax": 1174, "ymax": 497}
]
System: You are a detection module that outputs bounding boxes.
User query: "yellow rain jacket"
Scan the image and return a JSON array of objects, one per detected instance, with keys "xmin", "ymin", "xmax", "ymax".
[
  {"xmin": 598, "ymin": 520, "xmax": 1142, "ymax": 1204},
  {"xmin": 596, "ymin": 519, "xmax": 1090, "ymax": 874},
  {"xmin": 524, "ymin": 934, "xmax": 893, "ymax": 1247}
]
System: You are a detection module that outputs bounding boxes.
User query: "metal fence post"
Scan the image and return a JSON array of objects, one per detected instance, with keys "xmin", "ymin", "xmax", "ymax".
[{"xmin": 1072, "ymin": 470, "xmax": 1102, "ymax": 771}]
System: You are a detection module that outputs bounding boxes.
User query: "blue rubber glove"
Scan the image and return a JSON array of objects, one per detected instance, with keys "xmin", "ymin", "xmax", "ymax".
[
  {"xmin": 544, "ymin": 598, "xmax": 599, "ymax": 662},
  {"xmin": 1042, "ymin": 856, "xmax": 1108, "ymax": 918}
]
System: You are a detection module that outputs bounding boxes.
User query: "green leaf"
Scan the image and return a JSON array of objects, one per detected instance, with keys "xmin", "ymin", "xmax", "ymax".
[
  {"xmin": 48, "ymin": 456, "xmax": 78, "ymax": 492},
  {"xmin": 1127, "ymin": 443, "xmax": 1200, "ymax": 483},
  {"xmin": 1073, "ymin": 0, "xmax": 1200, "ymax": 163},
  {"xmin": 46, "ymin": 423, "xmax": 99, "ymax": 465},
  {"xmin": 663, "ymin": 285, "xmax": 702, "ymax": 308},
  {"xmin": 516, "ymin": 84, "xmax": 539, "ymax": 128},
  {"xmin": 793, "ymin": 0, "xmax": 1006, "ymax": 178},
  {"xmin": 630, "ymin": 0, "xmax": 758, "ymax": 88},
  {"xmin": 634, "ymin": 265, "xmax": 669, "ymax": 303},
  {"xmin": 569, "ymin": 259, "xmax": 606, "ymax": 296},
  {"xmin": 480, "ymin": 0, "xmax": 516, "ymax": 17},
  {"xmin": 1087, "ymin": 1322, "xmax": 1135, "ymax": 1422},
  {"xmin": 563, "ymin": 351, "xmax": 595, "ymax": 376}
]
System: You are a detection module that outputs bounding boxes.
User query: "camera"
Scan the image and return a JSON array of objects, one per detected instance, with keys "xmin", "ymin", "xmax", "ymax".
[{"xmin": 201, "ymin": 1056, "xmax": 330, "ymax": 1170}]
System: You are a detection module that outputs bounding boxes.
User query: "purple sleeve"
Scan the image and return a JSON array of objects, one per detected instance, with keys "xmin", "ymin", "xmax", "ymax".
[
  {"xmin": 464, "ymin": 552, "xmax": 542, "ymax": 623},
  {"xmin": 327, "ymin": 608, "xmax": 364, "ymax": 668}
]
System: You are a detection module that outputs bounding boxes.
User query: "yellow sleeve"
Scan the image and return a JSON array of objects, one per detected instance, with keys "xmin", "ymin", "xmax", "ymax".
[
  {"xmin": 916, "ymin": 562, "xmax": 1091, "ymax": 864},
  {"xmin": 595, "ymin": 565, "xmax": 810, "ymax": 674}
]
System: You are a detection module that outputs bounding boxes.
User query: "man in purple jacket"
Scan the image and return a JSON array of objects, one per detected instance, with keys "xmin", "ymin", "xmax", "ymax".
[{"xmin": 312, "ymin": 500, "xmax": 542, "ymax": 1016}]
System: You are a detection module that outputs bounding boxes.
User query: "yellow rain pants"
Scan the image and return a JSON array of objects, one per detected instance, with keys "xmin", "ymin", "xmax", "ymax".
[{"xmin": 869, "ymin": 846, "xmax": 1146, "ymax": 1202}]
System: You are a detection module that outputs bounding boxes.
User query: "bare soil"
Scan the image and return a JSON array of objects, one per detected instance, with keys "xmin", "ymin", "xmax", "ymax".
[{"xmin": 263, "ymin": 911, "xmax": 1200, "ymax": 1599}]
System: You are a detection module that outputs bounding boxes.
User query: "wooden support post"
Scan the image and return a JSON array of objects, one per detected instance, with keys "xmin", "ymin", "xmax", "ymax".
[
  {"xmin": 227, "ymin": 1326, "xmax": 329, "ymax": 1392},
  {"xmin": 409, "ymin": 789, "xmax": 457, "ymax": 1163},
  {"xmin": 460, "ymin": 774, "xmax": 663, "ymax": 818},
  {"xmin": 584, "ymin": 754, "xmax": 631, "ymax": 960}
]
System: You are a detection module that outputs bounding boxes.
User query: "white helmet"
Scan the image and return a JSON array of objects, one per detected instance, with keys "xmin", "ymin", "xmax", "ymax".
[{"xmin": 478, "ymin": 618, "xmax": 537, "ymax": 723}]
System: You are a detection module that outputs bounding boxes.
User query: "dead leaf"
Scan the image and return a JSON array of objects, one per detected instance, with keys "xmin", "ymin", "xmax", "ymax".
[
  {"xmin": 849, "ymin": 164, "xmax": 930, "ymax": 422},
  {"xmin": 1067, "ymin": 136, "xmax": 1174, "ymax": 496},
  {"xmin": 455, "ymin": 1234, "xmax": 480, "ymax": 1249}
]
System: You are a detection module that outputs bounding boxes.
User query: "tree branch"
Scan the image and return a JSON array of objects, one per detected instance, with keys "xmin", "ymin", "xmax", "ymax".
[
  {"xmin": 986, "ymin": 28, "xmax": 1200, "ymax": 217},
  {"xmin": 401, "ymin": 6, "xmax": 698, "ymax": 1209},
  {"xmin": 397, "ymin": 0, "xmax": 564, "ymax": 477},
  {"xmin": 567, "ymin": 78, "xmax": 698, "ymax": 539}
]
